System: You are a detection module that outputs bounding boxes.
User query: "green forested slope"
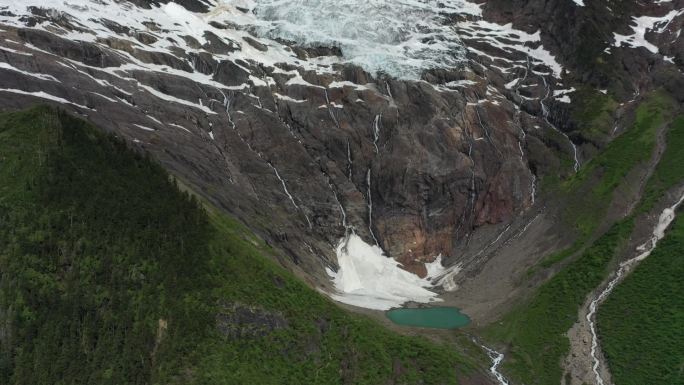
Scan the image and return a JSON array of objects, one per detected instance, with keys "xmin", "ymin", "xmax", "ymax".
[
  {"xmin": 0, "ymin": 106, "xmax": 478, "ymax": 385},
  {"xmin": 598, "ymin": 213, "xmax": 684, "ymax": 385},
  {"xmin": 484, "ymin": 92, "xmax": 676, "ymax": 385},
  {"xmin": 597, "ymin": 116, "xmax": 684, "ymax": 385}
]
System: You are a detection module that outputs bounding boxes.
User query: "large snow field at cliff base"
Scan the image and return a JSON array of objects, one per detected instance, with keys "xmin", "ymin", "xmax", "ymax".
[{"xmin": 326, "ymin": 234, "xmax": 446, "ymax": 310}]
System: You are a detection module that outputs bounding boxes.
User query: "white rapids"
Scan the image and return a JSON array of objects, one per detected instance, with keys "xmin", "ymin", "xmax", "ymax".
[
  {"xmin": 587, "ymin": 191, "xmax": 684, "ymax": 385},
  {"xmin": 478, "ymin": 342, "xmax": 509, "ymax": 385}
]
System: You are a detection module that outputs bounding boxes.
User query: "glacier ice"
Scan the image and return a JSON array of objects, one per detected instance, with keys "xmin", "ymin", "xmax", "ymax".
[{"xmin": 225, "ymin": 0, "xmax": 482, "ymax": 79}]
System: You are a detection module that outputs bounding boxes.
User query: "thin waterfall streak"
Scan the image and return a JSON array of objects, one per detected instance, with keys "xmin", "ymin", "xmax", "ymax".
[
  {"xmin": 366, "ymin": 168, "xmax": 379, "ymax": 246},
  {"xmin": 347, "ymin": 139, "xmax": 353, "ymax": 180},
  {"xmin": 471, "ymin": 224, "xmax": 511, "ymax": 261},
  {"xmin": 540, "ymin": 75, "xmax": 580, "ymax": 172},
  {"xmin": 324, "ymin": 88, "xmax": 340, "ymax": 128},
  {"xmin": 372, "ymin": 114, "xmax": 381, "ymax": 153}
]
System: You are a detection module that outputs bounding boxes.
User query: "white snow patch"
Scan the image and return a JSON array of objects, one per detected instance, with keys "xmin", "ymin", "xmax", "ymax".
[
  {"xmin": 613, "ymin": 10, "xmax": 684, "ymax": 54},
  {"xmin": 553, "ymin": 87, "xmax": 576, "ymax": 96},
  {"xmin": 138, "ymin": 84, "xmax": 216, "ymax": 114},
  {"xmin": 425, "ymin": 255, "xmax": 446, "ymax": 280},
  {"xmin": 504, "ymin": 78, "xmax": 519, "ymax": 89},
  {"xmin": 0, "ymin": 88, "xmax": 90, "ymax": 109},
  {"xmin": 274, "ymin": 93, "xmax": 306, "ymax": 103},
  {"xmin": 0, "ymin": 62, "xmax": 58, "ymax": 81},
  {"xmin": 147, "ymin": 115, "xmax": 163, "ymax": 125},
  {"xmin": 445, "ymin": 79, "xmax": 478, "ymax": 88},
  {"xmin": 134, "ymin": 124, "xmax": 155, "ymax": 132},
  {"xmin": 168, "ymin": 123, "xmax": 192, "ymax": 133},
  {"xmin": 457, "ymin": 20, "xmax": 564, "ymax": 77},
  {"xmin": 88, "ymin": 91, "xmax": 118, "ymax": 103},
  {"xmin": 328, "ymin": 80, "xmax": 371, "ymax": 90},
  {"xmin": 326, "ymin": 234, "xmax": 442, "ymax": 310},
  {"xmin": 0, "ymin": 45, "xmax": 32, "ymax": 56}
]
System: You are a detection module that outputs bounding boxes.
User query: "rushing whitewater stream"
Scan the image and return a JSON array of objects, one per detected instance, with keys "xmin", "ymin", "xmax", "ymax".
[
  {"xmin": 587, "ymin": 191, "xmax": 684, "ymax": 385},
  {"xmin": 477, "ymin": 342, "xmax": 509, "ymax": 385}
]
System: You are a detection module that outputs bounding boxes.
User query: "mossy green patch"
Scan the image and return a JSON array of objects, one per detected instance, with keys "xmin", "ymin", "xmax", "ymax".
[
  {"xmin": 571, "ymin": 87, "xmax": 618, "ymax": 146},
  {"xmin": 561, "ymin": 90, "xmax": 672, "ymax": 236}
]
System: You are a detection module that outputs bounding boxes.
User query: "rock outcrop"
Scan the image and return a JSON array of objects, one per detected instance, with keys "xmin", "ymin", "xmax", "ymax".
[{"xmin": 0, "ymin": 0, "xmax": 681, "ymax": 292}]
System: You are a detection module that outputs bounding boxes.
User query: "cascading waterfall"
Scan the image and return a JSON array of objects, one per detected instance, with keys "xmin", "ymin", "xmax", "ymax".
[
  {"xmin": 366, "ymin": 168, "xmax": 380, "ymax": 246},
  {"xmin": 468, "ymin": 141, "xmax": 476, "ymax": 214},
  {"xmin": 372, "ymin": 114, "xmax": 381, "ymax": 153},
  {"xmin": 324, "ymin": 88, "xmax": 340, "ymax": 128},
  {"xmin": 268, "ymin": 162, "xmax": 313, "ymax": 229},
  {"xmin": 268, "ymin": 163, "xmax": 300, "ymax": 210},
  {"xmin": 472, "ymin": 100, "xmax": 497, "ymax": 152},
  {"xmin": 587, "ymin": 191, "xmax": 684, "ymax": 385},
  {"xmin": 540, "ymin": 75, "xmax": 580, "ymax": 172},
  {"xmin": 510, "ymin": 56, "xmax": 536, "ymax": 204},
  {"xmin": 346, "ymin": 139, "xmax": 353, "ymax": 179},
  {"xmin": 221, "ymin": 90, "xmax": 313, "ymax": 229},
  {"xmin": 221, "ymin": 91, "xmax": 238, "ymax": 130},
  {"xmin": 270, "ymin": 90, "xmax": 302, "ymax": 141},
  {"xmin": 470, "ymin": 224, "xmax": 511, "ymax": 261},
  {"xmin": 476, "ymin": 341, "xmax": 509, "ymax": 385},
  {"xmin": 508, "ymin": 212, "xmax": 541, "ymax": 243},
  {"xmin": 327, "ymin": 178, "xmax": 350, "ymax": 232}
]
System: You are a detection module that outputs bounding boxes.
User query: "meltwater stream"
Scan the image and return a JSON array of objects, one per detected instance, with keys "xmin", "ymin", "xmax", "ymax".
[
  {"xmin": 587, "ymin": 191, "xmax": 684, "ymax": 385},
  {"xmin": 481, "ymin": 345, "xmax": 509, "ymax": 385},
  {"xmin": 224, "ymin": 0, "xmax": 481, "ymax": 78}
]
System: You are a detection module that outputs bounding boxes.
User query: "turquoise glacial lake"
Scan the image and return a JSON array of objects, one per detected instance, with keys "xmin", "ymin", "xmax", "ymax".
[{"xmin": 386, "ymin": 307, "xmax": 471, "ymax": 329}]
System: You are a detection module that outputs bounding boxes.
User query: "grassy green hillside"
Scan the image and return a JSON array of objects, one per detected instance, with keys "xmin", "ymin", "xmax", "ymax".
[
  {"xmin": 485, "ymin": 219, "xmax": 634, "ymax": 385},
  {"xmin": 0, "ymin": 106, "xmax": 479, "ymax": 385},
  {"xmin": 561, "ymin": 90, "xmax": 672, "ymax": 239},
  {"xmin": 638, "ymin": 116, "xmax": 684, "ymax": 213},
  {"xmin": 484, "ymin": 92, "xmax": 676, "ymax": 385},
  {"xmin": 597, "ymin": 212, "xmax": 684, "ymax": 385},
  {"xmin": 596, "ymin": 115, "xmax": 684, "ymax": 385}
]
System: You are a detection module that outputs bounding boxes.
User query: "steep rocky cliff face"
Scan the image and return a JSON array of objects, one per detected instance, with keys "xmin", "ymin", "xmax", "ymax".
[{"xmin": 0, "ymin": 0, "xmax": 681, "ymax": 307}]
